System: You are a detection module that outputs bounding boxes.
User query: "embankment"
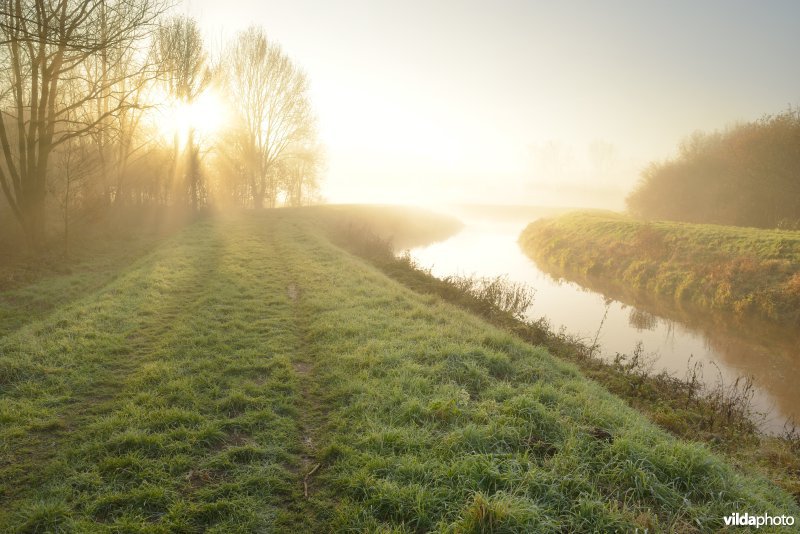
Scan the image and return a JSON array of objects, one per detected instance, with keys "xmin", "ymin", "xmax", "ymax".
[
  {"xmin": 1, "ymin": 207, "xmax": 797, "ymax": 531},
  {"xmin": 519, "ymin": 211, "xmax": 800, "ymax": 325}
]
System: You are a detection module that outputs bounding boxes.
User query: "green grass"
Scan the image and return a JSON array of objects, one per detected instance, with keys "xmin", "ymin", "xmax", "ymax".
[
  {"xmin": 331, "ymin": 219, "xmax": 800, "ymax": 506},
  {"xmin": 520, "ymin": 211, "xmax": 800, "ymax": 325},
  {"xmin": 0, "ymin": 211, "xmax": 182, "ymax": 337},
  {"xmin": 1, "ymin": 208, "xmax": 798, "ymax": 532}
]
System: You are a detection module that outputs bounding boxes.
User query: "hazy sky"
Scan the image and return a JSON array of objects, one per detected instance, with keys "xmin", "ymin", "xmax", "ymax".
[{"xmin": 187, "ymin": 0, "xmax": 800, "ymax": 208}]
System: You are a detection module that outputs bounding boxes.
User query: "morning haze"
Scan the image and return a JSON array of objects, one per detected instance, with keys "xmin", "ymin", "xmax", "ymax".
[
  {"xmin": 2, "ymin": 0, "xmax": 799, "ymax": 531},
  {"xmin": 191, "ymin": 0, "xmax": 800, "ymax": 207}
]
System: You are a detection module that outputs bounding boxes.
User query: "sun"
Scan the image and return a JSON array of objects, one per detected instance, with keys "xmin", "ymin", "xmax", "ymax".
[{"xmin": 155, "ymin": 88, "xmax": 227, "ymax": 147}]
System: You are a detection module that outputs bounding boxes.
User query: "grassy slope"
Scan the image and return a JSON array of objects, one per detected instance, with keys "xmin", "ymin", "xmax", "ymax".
[
  {"xmin": 1, "ymin": 209, "xmax": 797, "ymax": 532},
  {"xmin": 0, "ymin": 214, "xmax": 180, "ymax": 336},
  {"xmin": 317, "ymin": 204, "xmax": 464, "ymax": 250},
  {"xmin": 520, "ymin": 211, "xmax": 800, "ymax": 325},
  {"xmin": 331, "ymin": 226, "xmax": 800, "ymax": 502}
]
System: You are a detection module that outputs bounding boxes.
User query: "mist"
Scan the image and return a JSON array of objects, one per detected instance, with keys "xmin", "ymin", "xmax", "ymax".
[
  {"xmin": 2, "ymin": 1, "xmax": 800, "ymax": 530},
  {"xmin": 189, "ymin": 0, "xmax": 800, "ymax": 209}
]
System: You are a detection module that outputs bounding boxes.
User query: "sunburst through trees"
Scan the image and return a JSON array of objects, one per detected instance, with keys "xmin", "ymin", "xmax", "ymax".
[{"xmin": 0, "ymin": 1, "xmax": 322, "ymax": 250}]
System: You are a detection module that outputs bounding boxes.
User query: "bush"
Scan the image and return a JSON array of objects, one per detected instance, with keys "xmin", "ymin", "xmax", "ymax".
[{"xmin": 627, "ymin": 108, "xmax": 800, "ymax": 228}]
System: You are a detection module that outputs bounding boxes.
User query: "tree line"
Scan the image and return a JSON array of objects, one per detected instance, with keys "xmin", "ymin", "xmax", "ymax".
[
  {"xmin": 0, "ymin": 0, "xmax": 322, "ymax": 250},
  {"xmin": 627, "ymin": 108, "xmax": 800, "ymax": 229}
]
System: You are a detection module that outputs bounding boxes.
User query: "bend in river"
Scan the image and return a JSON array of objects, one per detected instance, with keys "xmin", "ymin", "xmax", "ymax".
[{"xmin": 407, "ymin": 206, "xmax": 800, "ymax": 434}]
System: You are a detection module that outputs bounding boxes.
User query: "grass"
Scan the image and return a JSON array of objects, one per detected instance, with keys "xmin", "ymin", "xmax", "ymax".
[
  {"xmin": 0, "ymin": 208, "xmax": 190, "ymax": 336},
  {"xmin": 318, "ymin": 204, "xmax": 464, "ymax": 250},
  {"xmin": 519, "ymin": 211, "xmax": 800, "ymax": 325},
  {"xmin": 2, "ymin": 214, "xmax": 308, "ymax": 531},
  {"xmin": 1, "ymin": 207, "xmax": 798, "ymax": 532},
  {"xmin": 332, "ymin": 218, "xmax": 800, "ymax": 506}
]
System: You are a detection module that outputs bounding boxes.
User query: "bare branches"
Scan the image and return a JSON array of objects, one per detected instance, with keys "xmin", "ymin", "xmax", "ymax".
[
  {"xmin": 0, "ymin": 0, "xmax": 168, "ymax": 244},
  {"xmin": 222, "ymin": 26, "xmax": 315, "ymax": 208},
  {"xmin": 152, "ymin": 15, "xmax": 208, "ymax": 102},
  {"xmin": 152, "ymin": 15, "xmax": 209, "ymax": 210},
  {"xmin": 1, "ymin": 9, "xmax": 323, "ymax": 246}
]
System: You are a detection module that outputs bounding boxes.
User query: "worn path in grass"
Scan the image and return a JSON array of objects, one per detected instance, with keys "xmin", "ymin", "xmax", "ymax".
[{"xmin": 1, "ymin": 210, "xmax": 798, "ymax": 532}]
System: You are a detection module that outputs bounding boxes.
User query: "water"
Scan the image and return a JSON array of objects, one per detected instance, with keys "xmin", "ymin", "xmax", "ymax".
[{"xmin": 408, "ymin": 206, "xmax": 800, "ymax": 433}]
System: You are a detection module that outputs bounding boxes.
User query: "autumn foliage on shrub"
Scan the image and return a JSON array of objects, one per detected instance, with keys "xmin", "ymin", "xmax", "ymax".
[{"xmin": 627, "ymin": 108, "xmax": 800, "ymax": 229}]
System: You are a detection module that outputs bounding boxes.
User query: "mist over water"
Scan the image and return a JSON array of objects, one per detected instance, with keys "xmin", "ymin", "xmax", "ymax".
[{"xmin": 409, "ymin": 206, "xmax": 800, "ymax": 433}]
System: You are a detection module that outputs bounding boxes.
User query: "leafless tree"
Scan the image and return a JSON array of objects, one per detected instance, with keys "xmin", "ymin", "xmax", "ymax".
[
  {"xmin": 0, "ymin": 0, "xmax": 165, "ymax": 247},
  {"xmin": 281, "ymin": 142, "xmax": 323, "ymax": 207},
  {"xmin": 224, "ymin": 26, "xmax": 313, "ymax": 209},
  {"xmin": 213, "ymin": 122, "xmax": 252, "ymax": 207},
  {"xmin": 49, "ymin": 116, "xmax": 97, "ymax": 255},
  {"xmin": 82, "ymin": 31, "xmax": 159, "ymax": 206},
  {"xmin": 151, "ymin": 15, "xmax": 209, "ymax": 211}
]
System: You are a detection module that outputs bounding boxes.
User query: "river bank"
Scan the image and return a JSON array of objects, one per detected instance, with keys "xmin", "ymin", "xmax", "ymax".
[
  {"xmin": 519, "ymin": 211, "xmax": 800, "ymax": 326},
  {"xmin": 335, "ymin": 215, "xmax": 800, "ymax": 505}
]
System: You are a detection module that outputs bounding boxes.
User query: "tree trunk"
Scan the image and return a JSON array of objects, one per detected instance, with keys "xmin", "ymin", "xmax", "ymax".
[
  {"xmin": 252, "ymin": 172, "xmax": 265, "ymax": 209},
  {"xmin": 186, "ymin": 128, "xmax": 202, "ymax": 211},
  {"xmin": 253, "ymin": 191, "xmax": 264, "ymax": 209},
  {"xmin": 28, "ymin": 182, "xmax": 47, "ymax": 249}
]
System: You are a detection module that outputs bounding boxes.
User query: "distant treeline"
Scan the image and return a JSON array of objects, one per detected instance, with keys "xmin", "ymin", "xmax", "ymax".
[{"xmin": 627, "ymin": 109, "xmax": 800, "ymax": 229}]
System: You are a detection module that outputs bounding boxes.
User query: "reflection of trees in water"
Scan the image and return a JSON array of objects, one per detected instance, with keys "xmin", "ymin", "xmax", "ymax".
[
  {"xmin": 526, "ymin": 251, "xmax": 799, "ymax": 357},
  {"xmin": 662, "ymin": 318, "xmax": 676, "ymax": 346},
  {"xmin": 628, "ymin": 308, "xmax": 657, "ymax": 331},
  {"xmin": 522, "ymin": 248, "xmax": 800, "ymax": 427}
]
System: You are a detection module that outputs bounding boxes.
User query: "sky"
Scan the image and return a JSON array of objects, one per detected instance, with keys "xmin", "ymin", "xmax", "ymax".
[{"xmin": 186, "ymin": 0, "xmax": 800, "ymax": 208}]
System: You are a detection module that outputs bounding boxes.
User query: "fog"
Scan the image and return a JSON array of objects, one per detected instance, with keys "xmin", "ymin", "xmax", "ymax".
[
  {"xmin": 189, "ymin": 0, "xmax": 800, "ymax": 208},
  {"xmin": 2, "ymin": 0, "xmax": 798, "ymax": 525}
]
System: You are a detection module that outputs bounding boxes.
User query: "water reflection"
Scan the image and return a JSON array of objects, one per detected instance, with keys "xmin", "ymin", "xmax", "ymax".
[
  {"xmin": 410, "ymin": 206, "xmax": 800, "ymax": 433},
  {"xmin": 534, "ymin": 255, "xmax": 800, "ymax": 432},
  {"xmin": 628, "ymin": 308, "xmax": 657, "ymax": 331}
]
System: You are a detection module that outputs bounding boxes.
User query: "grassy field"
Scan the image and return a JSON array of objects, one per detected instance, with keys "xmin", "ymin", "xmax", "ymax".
[
  {"xmin": 520, "ymin": 211, "xmax": 800, "ymax": 326},
  {"xmin": 2, "ymin": 208, "xmax": 798, "ymax": 532}
]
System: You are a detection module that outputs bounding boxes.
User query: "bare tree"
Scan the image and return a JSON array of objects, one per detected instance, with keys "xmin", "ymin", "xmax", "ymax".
[
  {"xmin": 224, "ymin": 26, "xmax": 313, "ymax": 209},
  {"xmin": 151, "ymin": 15, "xmax": 209, "ymax": 211},
  {"xmin": 212, "ymin": 122, "xmax": 251, "ymax": 207},
  {"xmin": 49, "ymin": 116, "xmax": 97, "ymax": 255},
  {"xmin": 0, "ymin": 0, "xmax": 164, "ymax": 247},
  {"xmin": 82, "ymin": 28, "xmax": 159, "ymax": 207},
  {"xmin": 282, "ymin": 142, "xmax": 323, "ymax": 207}
]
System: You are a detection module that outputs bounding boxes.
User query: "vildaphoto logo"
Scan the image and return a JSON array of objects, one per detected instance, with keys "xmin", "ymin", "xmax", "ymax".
[{"xmin": 723, "ymin": 512, "xmax": 795, "ymax": 528}]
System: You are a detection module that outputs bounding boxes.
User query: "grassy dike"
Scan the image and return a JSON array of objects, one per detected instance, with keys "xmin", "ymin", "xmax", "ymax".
[
  {"xmin": 1, "ymin": 209, "xmax": 798, "ymax": 532},
  {"xmin": 519, "ymin": 211, "xmax": 800, "ymax": 326}
]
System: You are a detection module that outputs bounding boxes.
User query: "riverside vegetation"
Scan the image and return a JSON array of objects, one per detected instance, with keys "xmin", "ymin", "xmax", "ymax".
[
  {"xmin": 3, "ymin": 207, "xmax": 798, "ymax": 532},
  {"xmin": 519, "ymin": 211, "xmax": 800, "ymax": 326},
  {"xmin": 626, "ymin": 108, "xmax": 800, "ymax": 229},
  {"xmin": 335, "ymin": 215, "xmax": 800, "ymax": 506}
]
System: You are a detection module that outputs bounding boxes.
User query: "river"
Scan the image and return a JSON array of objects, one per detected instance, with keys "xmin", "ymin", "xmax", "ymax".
[{"xmin": 408, "ymin": 206, "xmax": 800, "ymax": 434}]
